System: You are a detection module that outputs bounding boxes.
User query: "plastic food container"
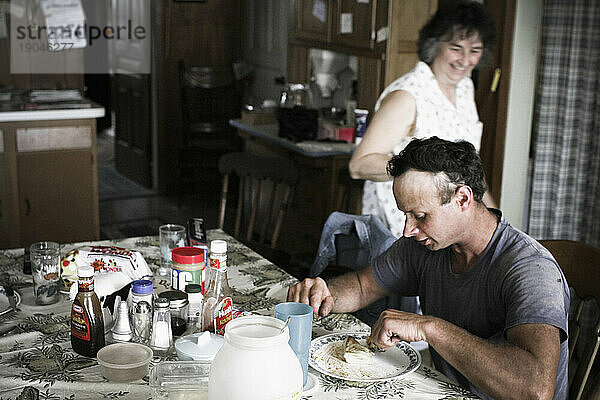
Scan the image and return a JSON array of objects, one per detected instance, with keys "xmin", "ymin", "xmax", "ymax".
[
  {"xmin": 208, "ymin": 315, "xmax": 303, "ymax": 400},
  {"xmin": 96, "ymin": 342, "xmax": 153, "ymax": 382},
  {"xmin": 150, "ymin": 360, "xmax": 210, "ymax": 399},
  {"xmin": 175, "ymin": 331, "xmax": 224, "ymax": 362}
]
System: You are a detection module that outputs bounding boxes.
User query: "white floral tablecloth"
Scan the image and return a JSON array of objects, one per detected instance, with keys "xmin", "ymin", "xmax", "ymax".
[{"xmin": 0, "ymin": 230, "xmax": 478, "ymax": 399}]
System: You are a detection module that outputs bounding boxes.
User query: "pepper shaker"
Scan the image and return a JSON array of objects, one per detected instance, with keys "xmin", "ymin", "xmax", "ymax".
[{"xmin": 133, "ymin": 300, "xmax": 151, "ymax": 344}]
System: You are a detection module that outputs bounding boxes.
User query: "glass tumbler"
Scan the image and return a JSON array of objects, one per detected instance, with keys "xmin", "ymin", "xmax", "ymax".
[
  {"xmin": 158, "ymin": 224, "xmax": 186, "ymax": 277},
  {"xmin": 30, "ymin": 241, "xmax": 61, "ymax": 305}
]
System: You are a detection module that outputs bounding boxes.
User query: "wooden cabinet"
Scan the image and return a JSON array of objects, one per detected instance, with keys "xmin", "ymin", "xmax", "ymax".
[
  {"xmin": 289, "ymin": 0, "xmax": 437, "ymax": 114},
  {"xmin": 292, "ymin": 0, "xmax": 388, "ymax": 54},
  {"xmin": 0, "ymin": 119, "xmax": 99, "ymax": 248},
  {"xmin": 293, "ymin": 0, "xmax": 330, "ymax": 42}
]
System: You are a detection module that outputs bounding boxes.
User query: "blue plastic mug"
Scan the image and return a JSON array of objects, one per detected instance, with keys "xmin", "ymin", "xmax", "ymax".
[{"xmin": 274, "ymin": 302, "xmax": 313, "ymax": 387}]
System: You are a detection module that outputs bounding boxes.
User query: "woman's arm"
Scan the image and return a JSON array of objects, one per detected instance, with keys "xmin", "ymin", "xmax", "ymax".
[{"xmin": 349, "ymin": 90, "xmax": 416, "ymax": 182}]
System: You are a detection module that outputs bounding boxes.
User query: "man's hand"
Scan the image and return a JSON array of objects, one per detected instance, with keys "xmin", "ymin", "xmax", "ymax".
[
  {"xmin": 287, "ymin": 277, "xmax": 335, "ymax": 318},
  {"xmin": 370, "ymin": 309, "xmax": 433, "ymax": 350}
]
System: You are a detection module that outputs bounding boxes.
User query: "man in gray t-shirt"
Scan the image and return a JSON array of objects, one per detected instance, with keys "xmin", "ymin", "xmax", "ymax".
[
  {"xmin": 372, "ymin": 209, "xmax": 569, "ymax": 399},
  {"xmin": 288, "ymin": 137, "xmax": 569, "ymax": 400}
]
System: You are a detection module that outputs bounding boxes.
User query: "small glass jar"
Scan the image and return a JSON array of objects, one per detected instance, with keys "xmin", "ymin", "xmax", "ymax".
[{"xmin": 159, "ymin": 290, "xmax": 189, "ymax": 337}]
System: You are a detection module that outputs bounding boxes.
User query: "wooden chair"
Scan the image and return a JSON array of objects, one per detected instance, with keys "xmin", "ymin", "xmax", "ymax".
[
  {"xmin": 539, "ymin": 240, "xmax": 600, "ymax": 400},
  {"xmin": 218, "ymin": 152, "xmax": 299, "ymax": 255},
  {"xmin": 177, "ymin": 61, "xmax": 240, "ymax": 206},
  {"xmin": 334, "ymin": 167, "xmax": 364, "ymax": 215}
]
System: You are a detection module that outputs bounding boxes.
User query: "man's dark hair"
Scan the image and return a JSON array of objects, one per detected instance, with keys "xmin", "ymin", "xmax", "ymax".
[
  {"xmin": 418, "ymin": 0, "xmax": 497, "ymax": 67},
  {"xmin": 387, "ymin": 137, "xmax": 487, "ymax": 204}
]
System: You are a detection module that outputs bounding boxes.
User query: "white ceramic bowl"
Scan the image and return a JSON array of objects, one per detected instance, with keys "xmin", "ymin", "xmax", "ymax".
[{"xmin": 96, "ymin": 342, "xmax": 153, "ymax": 382}]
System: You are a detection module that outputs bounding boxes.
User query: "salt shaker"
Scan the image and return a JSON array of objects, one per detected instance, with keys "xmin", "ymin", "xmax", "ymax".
[
  {"xmin": 133, "ymin": 300, "xmax": 151, "ymax": 344},
  {"xmin": 149, "ymin": 297, "xmax": 172, "ymax": 353}
]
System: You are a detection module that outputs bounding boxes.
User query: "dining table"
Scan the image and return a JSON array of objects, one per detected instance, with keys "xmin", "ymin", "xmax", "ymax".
[{"xmin": 0, "ymin": 229, "xmax": 479, "ymax": 399}]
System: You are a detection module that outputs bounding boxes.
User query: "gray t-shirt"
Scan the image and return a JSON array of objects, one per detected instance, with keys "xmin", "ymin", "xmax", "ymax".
[{"xmin": 372, "ymin": 210, "xmax": 569, "ymax": 400}]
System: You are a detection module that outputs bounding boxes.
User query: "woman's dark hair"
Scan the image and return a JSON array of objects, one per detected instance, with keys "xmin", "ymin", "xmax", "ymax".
[
  {"xmin": 418, "ymin": 1, "xmax": 497, "ymax": 67},
  {"xmin": 387, "ymin": 137, "xmax": 487, "ymax": 203}
]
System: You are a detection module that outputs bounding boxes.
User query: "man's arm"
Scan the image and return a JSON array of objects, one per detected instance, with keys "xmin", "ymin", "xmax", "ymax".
[
  {"xmin": 371, "ymin": 311, "xmax": 560, "ymax": 400},
  {"xmin": 287, "ymin": 267, "xmax": 389, "ymax": 317}
]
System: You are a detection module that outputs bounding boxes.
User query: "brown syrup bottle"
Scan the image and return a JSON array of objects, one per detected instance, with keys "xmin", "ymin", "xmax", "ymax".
[{"xmin": 71, "ymin": 265, "xmax": 105, "ymax": 357}]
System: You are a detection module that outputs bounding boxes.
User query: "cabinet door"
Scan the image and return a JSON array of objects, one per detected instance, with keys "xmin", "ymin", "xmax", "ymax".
[
  {"xmin": 331, "ymin": 0, "xmax": 375, "ymax": 49},
  {"xmin": 293, "ymin": 0, "xmax": 330, "ymax": 42},
  {"xmin": 18, "ymin": 150, "xmax": 98, "ymax": 245}
]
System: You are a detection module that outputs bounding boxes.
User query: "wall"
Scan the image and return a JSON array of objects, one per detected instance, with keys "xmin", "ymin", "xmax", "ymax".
[{"xmin": 499, "ymin": 0, "xmax": 542, "ymax": 230}]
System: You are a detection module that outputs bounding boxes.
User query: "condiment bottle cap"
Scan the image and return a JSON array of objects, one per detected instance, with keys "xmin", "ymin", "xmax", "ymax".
[
  {"xmin": 210, "ymin": 240, "xmax": 227, "ymax": 254},
  {"xmin": 185, "ymin": 284, "xmax": 202, "ymax": 294},
  {"xmin": 132, "ymin": 279, "xmax": 153, "ymax": 294},
  {"xmin": 154, "ymin": 297, "xmax": 170, "ymax": 309},
  {"xmin": 78, "ymin": 265, "xmax": 94, "ymax": 278},
  {"xmin": 172, "ymin": 247, "xmax": 205, "ymax": 264},
  {"xmin": 158, "ymin": 290, "xmax": 188, "ymax": 308}
]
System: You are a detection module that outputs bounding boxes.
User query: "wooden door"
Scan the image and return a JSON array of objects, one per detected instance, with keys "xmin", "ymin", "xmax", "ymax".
[
  {"xmin": 114, "ymin": 74, "xmax": 151, "ymax": 187},
  {"xmin": 475, "ymin": 0, "xmax": 515, "ymax": 203},
  {"xmin": 110, "ymin": 0, "xmax": 152, "ymax": 188}
]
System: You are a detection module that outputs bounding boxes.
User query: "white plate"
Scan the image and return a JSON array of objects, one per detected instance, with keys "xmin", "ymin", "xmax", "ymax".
[{"xmin": 309, "ymin": 332, "xmax": 421, "ymax": 382}]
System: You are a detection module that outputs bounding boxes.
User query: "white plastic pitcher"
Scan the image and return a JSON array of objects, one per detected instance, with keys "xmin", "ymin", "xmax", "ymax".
[{"xmin": 208, "ymin": 315, "xmax": 303, "ymax": 400}]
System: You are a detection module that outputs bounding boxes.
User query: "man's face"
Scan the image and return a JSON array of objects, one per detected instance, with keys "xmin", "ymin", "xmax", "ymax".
[{"xmin": 393, "ymin": 170, "xmax": 460, "ymax": 251}]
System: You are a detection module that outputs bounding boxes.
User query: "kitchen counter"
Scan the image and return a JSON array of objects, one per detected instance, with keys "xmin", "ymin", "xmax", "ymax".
[
  {"xmin": 230, "ymin": 119, "xmax": 354, "ymax": 158},
  {"xmin": 0, "ymin": 101, "xmax": 105, "ymax": 248},
  {"xmin": 0, "ymin": 105, "xmax": 105, "ymax": 122}
]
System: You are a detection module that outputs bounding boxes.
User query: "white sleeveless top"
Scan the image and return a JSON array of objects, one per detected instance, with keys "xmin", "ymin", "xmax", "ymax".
[{"xmin": 361, "ymin": 61, "xmax": 483, "ymax": 237}]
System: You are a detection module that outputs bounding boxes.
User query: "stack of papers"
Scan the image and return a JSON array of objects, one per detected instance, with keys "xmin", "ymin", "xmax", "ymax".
[{"xmin": 29, "ymin": 90, "xmax": 83, "ymax": 102}]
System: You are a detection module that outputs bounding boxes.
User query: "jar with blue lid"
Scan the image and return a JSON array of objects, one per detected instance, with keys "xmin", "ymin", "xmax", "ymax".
[{"xmin": 129, "ymin": 279, "xmax": 153, "ymax": 322}]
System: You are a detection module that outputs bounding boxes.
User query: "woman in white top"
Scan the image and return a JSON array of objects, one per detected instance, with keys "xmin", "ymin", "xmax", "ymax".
[{"xmin": 349, "ymin": 1, "xmax": 497, "ymax": 238}]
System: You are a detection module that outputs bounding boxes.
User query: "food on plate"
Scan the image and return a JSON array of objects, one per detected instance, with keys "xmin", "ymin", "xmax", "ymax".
[
  {"xmin": 343, "ymin": 336, "xmax": 374, "ymax": 364},
  {"xmin": 366, "ymin": 335, "xmax": 381, "ymax": 352}
]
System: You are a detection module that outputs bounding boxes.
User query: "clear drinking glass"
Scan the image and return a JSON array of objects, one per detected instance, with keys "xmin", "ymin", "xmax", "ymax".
[
  {"xmin": 30, "ymin": 241, "xmax": 61, "ymax": 305},
  {"xmin": 159, "ymin": 224, "xmax": 186, "ymax": 277}
]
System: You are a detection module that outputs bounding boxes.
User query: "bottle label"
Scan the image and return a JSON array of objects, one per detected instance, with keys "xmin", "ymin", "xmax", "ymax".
[
  {"xmin": 71, "ymin": 303, "xmax": 91, "ymax": 340},
  {"xmin": 213, "ymin": 296, "xmax": 233, "ymax": 335},
  {"xmin": 209, "ymin": 256, "xmax": 226, "ymax": 271},
  {"xmin": 78, "ymin": 277, "xmax": 94, "ymax": 292}
]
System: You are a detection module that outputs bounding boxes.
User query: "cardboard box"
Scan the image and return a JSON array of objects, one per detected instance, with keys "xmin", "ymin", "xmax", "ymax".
[{"xmin": 241, "ymin": 110, "xmax": 277, "ymax": 125}]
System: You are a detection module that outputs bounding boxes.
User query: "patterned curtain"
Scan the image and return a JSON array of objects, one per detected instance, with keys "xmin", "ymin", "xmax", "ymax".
[{"xmin": 528, "ymin": 0, "xmax": 600, "ymax": 247}]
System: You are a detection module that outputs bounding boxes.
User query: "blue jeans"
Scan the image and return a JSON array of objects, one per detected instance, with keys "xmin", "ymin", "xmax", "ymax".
[{"xmin": 311, "ymin": 212, "xmax": 420, "ymax": 326}]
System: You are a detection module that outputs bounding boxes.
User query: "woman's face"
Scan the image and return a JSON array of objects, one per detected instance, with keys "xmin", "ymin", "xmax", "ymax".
[{"xmin": 431, "ymin": 32, "xmax": 483, "ymax": 87}]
